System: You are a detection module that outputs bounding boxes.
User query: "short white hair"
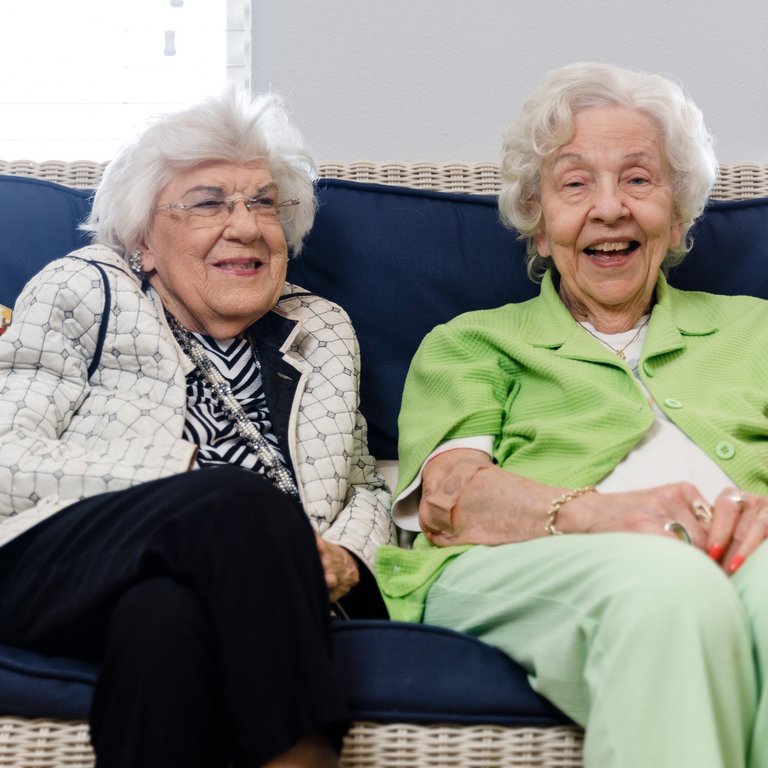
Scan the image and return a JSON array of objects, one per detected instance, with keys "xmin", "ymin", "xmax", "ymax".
[
  {"xmin": 83, "ymin": 86, "xmax": 317, "ymax": 258},
  {"xmin": 498, "ymin": 62, "xmax": 718, "ymax": 280}
]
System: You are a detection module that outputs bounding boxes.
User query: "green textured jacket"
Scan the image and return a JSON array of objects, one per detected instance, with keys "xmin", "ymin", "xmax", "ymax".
[{"xmin": 377, "ymin": 270, "xmax": 768, "ymax": 621}]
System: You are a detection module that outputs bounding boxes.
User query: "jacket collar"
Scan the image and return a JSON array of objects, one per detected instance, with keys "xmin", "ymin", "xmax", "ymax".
[
  {"xmin": 521, "ymin": 270, "xmax": 719, "ymax": 363},
  {"xmin": 147, "ymin": 281, "xmax": 306, "ymax": 372}
]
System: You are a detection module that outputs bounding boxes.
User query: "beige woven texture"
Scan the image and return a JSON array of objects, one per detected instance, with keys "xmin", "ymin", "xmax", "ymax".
[
  {"xmin": 1, "ymin": 158, "xmax": 767, "ymax": 767},
  {"xmin": 2, "ymin": 159, "xmax": 768, "ymax": 198}
]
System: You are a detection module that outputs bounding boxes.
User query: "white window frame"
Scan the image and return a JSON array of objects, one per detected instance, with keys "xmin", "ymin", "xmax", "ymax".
[{"xmin": 0, "ymin": 0, "xmax": 250, "ymax": 162}]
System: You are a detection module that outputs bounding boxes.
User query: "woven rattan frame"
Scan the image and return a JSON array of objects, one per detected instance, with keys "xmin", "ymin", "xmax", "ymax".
[
  {"xmin": 0, "ymin": 718, "xmax": 584, "ymax": 768},
  {"xmin": 2, "ymin": 159, "xmax": 767, "ymax": 199},
  {"xmin": 1, "ymin": 157, "xmax": 766, "ymax": 766},
  {"xmin": 342, "ymin": 722, "xmax": 584, "ymax": 768}
]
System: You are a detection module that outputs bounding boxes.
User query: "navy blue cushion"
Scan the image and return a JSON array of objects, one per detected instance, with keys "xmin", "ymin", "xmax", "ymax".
[
  {"xmin": 290, "ymin": 181, "xmax": 768, "ymax": 460},
  {"xmin": 0, "ymin": 621, "xmax": 570, "ymax": 726},
  {"xmin": 288, "ymin": 180, "xmax": 531, "ymax": 459},
  {"xmin": 0, "ymin": 175, "xmax": 93, "ymax": 308},
  {"xmin": 332, "ymin": 620, "xmax": 570, "ymax": 726},
  {"xmin": 0, "ymin": 177, "xmax": 766, "ymax": 729},
  {"xmin": 0, "ymin": 643, "xmax": 96, "ymax": 719},
  {"xmin": 669, "ymin": 196, "xmax": 768, "ymax": 296},
  {"xmin": 2, "ymin": 174, "xmax": 767, "ymax": 461}
]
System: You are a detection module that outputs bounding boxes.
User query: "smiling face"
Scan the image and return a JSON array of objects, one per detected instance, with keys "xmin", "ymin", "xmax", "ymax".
[
  {"xmin": 140, "ymin": 160, "xmax": 288, "ymax": 338},
  {"xmin": 534, "ymin": 106, "xmax": 682, "ymax": 331}
]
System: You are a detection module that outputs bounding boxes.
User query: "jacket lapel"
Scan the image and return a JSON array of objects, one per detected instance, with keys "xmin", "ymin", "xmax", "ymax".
[{"xmin": 250, "ymin": 310, "xmax": 302, "ymax": 472}]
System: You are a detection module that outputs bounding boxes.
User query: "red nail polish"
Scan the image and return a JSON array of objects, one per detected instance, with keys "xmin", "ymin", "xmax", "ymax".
[
  {"xmin": 708, "ymin": 543, "xmax": 725, "ymax": 561},
  {"xmin": 728, "ymin": 555, "xmax": 745, "ymax": 574}
]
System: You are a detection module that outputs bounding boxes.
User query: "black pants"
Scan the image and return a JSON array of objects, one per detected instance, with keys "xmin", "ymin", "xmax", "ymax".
[{"xmin": 0, "ymin": 466, "xmax": 350, "ymax": 767}]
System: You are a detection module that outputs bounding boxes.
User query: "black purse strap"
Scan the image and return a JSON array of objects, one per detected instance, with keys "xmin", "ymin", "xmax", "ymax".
[{"xmin": 69, "ymin": 257, "xmax": 112, "ymax": 381}]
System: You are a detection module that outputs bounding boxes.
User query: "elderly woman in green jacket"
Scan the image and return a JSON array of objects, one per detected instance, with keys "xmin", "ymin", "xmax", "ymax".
[{"xmin": 378, "ymin": 62, "xmax": 768, "ymax": 768}]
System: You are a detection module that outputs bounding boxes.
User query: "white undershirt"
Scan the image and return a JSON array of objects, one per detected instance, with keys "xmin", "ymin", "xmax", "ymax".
[{"xmin": 393, "ymin": 320, "xmax": 733, "ymax": 531}]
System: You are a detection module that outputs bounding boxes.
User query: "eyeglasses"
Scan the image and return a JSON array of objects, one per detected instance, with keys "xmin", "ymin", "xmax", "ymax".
[{"xmin": 155, "ymin": 194, "xmax": 300, "ymax": 226}]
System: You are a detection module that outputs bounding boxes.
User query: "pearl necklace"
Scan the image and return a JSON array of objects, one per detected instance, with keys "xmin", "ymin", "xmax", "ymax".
[
  {"xmin": 580, "ymin": 315, "xmax": 650, "ymax": 360},
  {"xmin": 167, "ymin": 312, "xmax": 299, "ymax": 499}
]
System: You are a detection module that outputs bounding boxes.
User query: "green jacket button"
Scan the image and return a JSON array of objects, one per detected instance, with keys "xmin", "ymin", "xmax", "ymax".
[
  {"xmin": 664, "ymin": 398, "xmax": 683, "ymax": 409},
  {"xmin": 715, "ymin": 441, "xmax": 736, "ymax": 460}
]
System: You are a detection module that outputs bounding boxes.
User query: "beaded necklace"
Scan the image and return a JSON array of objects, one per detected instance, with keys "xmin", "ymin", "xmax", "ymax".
[{"xmin": 166, "ymin": 311, "xmax": 299, "ymax": 499}]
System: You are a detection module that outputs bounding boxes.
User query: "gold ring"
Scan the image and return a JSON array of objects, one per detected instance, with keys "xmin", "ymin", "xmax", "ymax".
[
  {"xmin": 691, "ymin": 500, "xmax": 713, "ymax": 524},
  {"xmin": 664, "ymin": 521, "xmax": 692, "ymax": 545},
  {"xmin": 726, "ymin": 490, "xmax": 747, "ymax": 505}
]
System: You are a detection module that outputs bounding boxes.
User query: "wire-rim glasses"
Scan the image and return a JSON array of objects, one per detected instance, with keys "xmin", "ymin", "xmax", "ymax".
[{"xmin": 155, "ymin": 194, "xmax": 300, "ymax": 227}]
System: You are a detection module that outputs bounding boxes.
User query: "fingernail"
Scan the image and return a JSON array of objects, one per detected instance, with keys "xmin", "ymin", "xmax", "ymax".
[
  {"xmin": 728, "ymin": 555, "xmax": 745, "ymax": 574},
  {"xmin": 708, "ymin": 543, "xmax": 725, "ymax": 561}
]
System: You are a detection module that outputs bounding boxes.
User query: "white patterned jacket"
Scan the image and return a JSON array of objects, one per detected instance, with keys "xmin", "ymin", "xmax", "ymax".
[{"xmin": 0, "ymin": 246, "xmax": 395, "ymax": 570}]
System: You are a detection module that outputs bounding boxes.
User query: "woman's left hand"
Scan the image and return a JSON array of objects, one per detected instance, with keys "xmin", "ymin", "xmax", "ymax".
[
  {"xmin": 706, "ymin": 488, "xmax": 768, "ymax": 573},
  {"xmin": 314, "ymin": 533, "xmax": 360, "ymax": 601}
]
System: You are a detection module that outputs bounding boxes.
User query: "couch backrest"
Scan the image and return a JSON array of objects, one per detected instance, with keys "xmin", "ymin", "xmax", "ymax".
[
  {"xmin": 2, "ymin": 167, "xmax": 768, "ymax": 461},
  {"xmin": 0, "ymin": 176, "xmax": 93, "ymax": 308},
  {"xmin": 287, "ymin": 180, "xmax": 530, "ymax": 459}
]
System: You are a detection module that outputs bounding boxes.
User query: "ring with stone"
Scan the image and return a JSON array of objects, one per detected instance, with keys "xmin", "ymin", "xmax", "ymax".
[
  {"xmin": 691, "ymin": 500, "xmax": 713, "ymax": 524},
  {"xmin": 664, "ymin": 520, "xmax": 692, "ymax": 545}
]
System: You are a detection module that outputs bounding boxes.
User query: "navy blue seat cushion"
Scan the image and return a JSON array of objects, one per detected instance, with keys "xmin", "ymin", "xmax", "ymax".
[
  {"xmin": 331, "ymin": 620, "xmax": 570, "ymax": 726},
  {"xmin": 0, "ymin": 620, "xmax": 570, "ymax": 726},
  {"xmin": 0, "ymin": 643, "xmax": 96, "ymax": 719}
]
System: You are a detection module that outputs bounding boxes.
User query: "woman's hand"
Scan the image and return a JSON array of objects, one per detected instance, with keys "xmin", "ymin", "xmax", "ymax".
[
  {"xmin": 419, "ymin": 449, "xmax": 718, "ymax": 549},
  {"xmin": 705, "ymin": 489, "xmax": 768, "ymax": 573},
  {"xmin": 559, "ymin": 482, "xmax": 712, "ymax": 547},
  {"xmin": 314, "ymin": 533, "xmax": 360, "ymax": 602},
  {"xmin": 417, "ymin": 449, "xmax": 768, "ymax": 567}
]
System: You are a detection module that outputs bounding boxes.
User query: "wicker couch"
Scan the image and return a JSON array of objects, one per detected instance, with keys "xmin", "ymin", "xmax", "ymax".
[{"xmin": 1, "ymin": 159, "xmax": 768, "ymax": 768}]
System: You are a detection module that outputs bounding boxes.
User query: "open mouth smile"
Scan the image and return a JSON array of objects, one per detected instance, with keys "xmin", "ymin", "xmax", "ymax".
[
  {"xmin": 583, "ymin": 240, "xmax": 640, "ymax": 258},
  {"xmin": 213, "ymin": 258, "xmax": 265, "ymax": 272}
]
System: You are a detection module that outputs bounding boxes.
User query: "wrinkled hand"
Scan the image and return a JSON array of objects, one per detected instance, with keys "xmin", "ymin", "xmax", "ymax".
[
  {"xmin": 705, "ymin": 489, "xmax": 768, "ymax": 574},
  {"xmin": 314, "ymin": 533, "xmax": 360, "ymax": 602},
  {"xmin": 571, "ymin": 482, "xmax": 712, "ymax": 549},
  {"xmin": 578, "ymin": 484, "xmax": 768, "ymax": 575}
]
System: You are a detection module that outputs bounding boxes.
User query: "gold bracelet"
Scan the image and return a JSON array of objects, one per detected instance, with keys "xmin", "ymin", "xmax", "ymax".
[{"xmin": 544, "ymin": 486, "xmax": 597, "ymax": 536}]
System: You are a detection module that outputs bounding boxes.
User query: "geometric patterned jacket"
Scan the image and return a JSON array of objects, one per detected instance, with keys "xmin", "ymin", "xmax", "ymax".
[{"xmin": 0, "ymin": 245, "xmax": 396, "ymax": 571}]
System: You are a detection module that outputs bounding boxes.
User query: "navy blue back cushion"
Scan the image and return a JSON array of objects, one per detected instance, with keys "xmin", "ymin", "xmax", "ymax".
[
  {"xmin": 290, "ymin": 180, "xmax": 768, "ymax": 459},
  {"xmin": 2, "ymin": 173, "xmax": 768, "ymax": 461},
  {"xmin": 288, "ymin": 180, "xmax": 531, "ymax": 459},
  {"xmin": 0, "ymin": 175, "xmax": 93, "ymax": 308},
  {"xmin": 669, "ymin": 197, "xmax": 768, "ymax": 296}
]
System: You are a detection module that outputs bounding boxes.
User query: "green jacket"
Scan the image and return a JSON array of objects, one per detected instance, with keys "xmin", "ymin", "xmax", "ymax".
[{"xmin": 378, "ymin": 271, "xmax": 768, "ymax": 621}]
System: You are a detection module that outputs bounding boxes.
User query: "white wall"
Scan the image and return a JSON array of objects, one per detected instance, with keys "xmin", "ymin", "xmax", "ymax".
[{"xmin": 251, "ymin": 0, "xmax": 768, "ymax": 164}]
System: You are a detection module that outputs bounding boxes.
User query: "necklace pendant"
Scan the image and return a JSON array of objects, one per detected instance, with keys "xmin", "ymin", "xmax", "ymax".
[{"xmin": 616, "ymin": 350, "xmax": 626, "ymax": 360}]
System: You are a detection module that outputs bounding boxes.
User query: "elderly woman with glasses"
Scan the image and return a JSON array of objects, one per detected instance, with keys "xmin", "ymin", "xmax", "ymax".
[
  {"xmin": 0, "ymin": 88, "xmax": 395, "ymax": 768},
  {"xmin": 378, "ymin": 62, "xmax": 768, "ymax": 767}
]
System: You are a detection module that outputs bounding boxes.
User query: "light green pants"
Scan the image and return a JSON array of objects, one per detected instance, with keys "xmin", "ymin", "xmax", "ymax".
[{"xmin": 423, "ymin": 533, "xmax": 768, "ymax": 768}]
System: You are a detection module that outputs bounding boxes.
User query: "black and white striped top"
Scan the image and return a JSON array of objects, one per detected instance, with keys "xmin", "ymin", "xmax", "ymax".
[{"xmin": 182, "ymin": 332, "xmax": 292, "ymax": 478}]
